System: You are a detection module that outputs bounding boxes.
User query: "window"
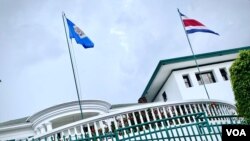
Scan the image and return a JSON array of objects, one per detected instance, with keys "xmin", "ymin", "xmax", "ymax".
[
  {"xmin": 162, "ymin": 92, "xmax": 167, "ymax": 102},
  {"xmin": 219, "ymin": 68, "xmax": 228, "ymax": 81},
  {"xmin": 195, "ymin": 71, "xmax": 216, "ymax": 85},
  {"xmin": 183, "ymin": 75, "xmax": 192, "ymax": 88}
]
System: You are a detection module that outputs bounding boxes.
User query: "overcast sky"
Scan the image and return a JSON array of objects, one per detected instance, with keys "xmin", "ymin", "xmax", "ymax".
[{"xmin": 0, "ymin": 0, "xmax": 250, "ymax": 123}]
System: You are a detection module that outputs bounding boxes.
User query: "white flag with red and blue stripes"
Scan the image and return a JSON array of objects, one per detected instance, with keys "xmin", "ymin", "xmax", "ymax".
[{"xmin": 179, "ymin": 11, "xmax": 219, "ymax": 36}]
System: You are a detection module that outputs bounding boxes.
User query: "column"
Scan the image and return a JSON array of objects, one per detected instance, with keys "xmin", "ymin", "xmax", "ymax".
[
  {"xmin": 35, "ymin": 128, "xmax": 41, "ymax": 135},
  {"xmin": 45, "ymin": 122, "xmax": 53, "ymax": 132},
  {"xmin": 38, "ymin": 125, "xmax": 46, "ymax": 134}
]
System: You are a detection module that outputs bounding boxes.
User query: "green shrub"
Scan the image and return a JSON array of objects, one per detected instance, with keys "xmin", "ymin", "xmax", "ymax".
[{"xmin": 230, "ymin": 50, "xmax": 250, "ymax": 123}]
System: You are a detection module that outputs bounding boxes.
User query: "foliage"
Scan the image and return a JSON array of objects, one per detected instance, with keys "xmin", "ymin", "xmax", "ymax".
[{"xmin": 230, "ymin": 50, "xmax": 250, "ymax": 123}]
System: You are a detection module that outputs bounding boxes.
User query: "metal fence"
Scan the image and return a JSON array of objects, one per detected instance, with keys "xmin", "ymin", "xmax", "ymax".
[{"xmin": 31, "ymin": 112, "xmax": 245, "ymax": 141}]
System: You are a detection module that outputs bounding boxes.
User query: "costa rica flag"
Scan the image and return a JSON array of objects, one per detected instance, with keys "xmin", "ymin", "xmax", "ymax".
[{"xmin": 179, "ymin": 11, "xmax": 219, "ymax": 36}]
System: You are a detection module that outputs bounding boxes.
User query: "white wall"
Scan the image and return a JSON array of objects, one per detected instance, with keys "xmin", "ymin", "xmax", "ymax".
[
  {"xmin": 154, "ymin": 73, "xmax": 182, "ymax": 102},
  {"xmin": 154, "ymin": 61, "xmax": 235, "ymax": 104},
  {"xmin": 174, "ymin": 61, "xmax": 235, "ymax": 104}
]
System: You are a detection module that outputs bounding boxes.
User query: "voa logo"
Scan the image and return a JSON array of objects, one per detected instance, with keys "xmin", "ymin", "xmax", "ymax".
[{"xmin": 226, "ymin": 129, "xmax": 246, "ymax": 136}]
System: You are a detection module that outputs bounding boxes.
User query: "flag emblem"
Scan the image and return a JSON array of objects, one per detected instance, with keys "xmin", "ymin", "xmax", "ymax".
[
  {"xmin": 66, "ymin": 18, "xmax": 94, "ymax": 48},
  {"xmin": 73, "ymin": 26, "xmax": 86, "ymax": 38},
  {"xmin": 179, "ymin": 11, "xmax": 219, "ymax": 36}
]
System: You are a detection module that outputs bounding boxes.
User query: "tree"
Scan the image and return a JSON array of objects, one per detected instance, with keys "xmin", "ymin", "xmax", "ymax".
[{"xmin": 230, "ymin": 50, "xmax": 250, "ymax": 123}]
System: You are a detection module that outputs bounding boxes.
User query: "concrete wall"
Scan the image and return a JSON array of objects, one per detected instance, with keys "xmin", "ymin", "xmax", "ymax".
[
  {"xmin": 176, "ymin": 61, "xmax": 234, "ymax": 104},
  {"xmin": 154, "ymin": 73, "xmax": 182, "ymax": 102},
  {"xmin": 155, "ymin": 61, "xmax": 235, "ymax": 104}
]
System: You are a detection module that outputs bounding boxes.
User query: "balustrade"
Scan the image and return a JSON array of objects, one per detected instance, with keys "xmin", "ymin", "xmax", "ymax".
[{"xmin": 33, "ymin": 100, "xmax": 237, "ymax": 140}]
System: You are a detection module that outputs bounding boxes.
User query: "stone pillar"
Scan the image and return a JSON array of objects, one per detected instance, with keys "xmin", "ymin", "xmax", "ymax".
[{"xmin": 45, "ymin": 122, "xmax": 53, "ymax": 131}]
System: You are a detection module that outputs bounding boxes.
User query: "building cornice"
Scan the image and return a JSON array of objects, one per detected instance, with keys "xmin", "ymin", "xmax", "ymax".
[
  {"xmin": 0, "ymin": 123, "xmax": 32, "ymax": 132},
  {"xmin": 26, "ymin": 100, "xmax": 111, "ymax": 128}
]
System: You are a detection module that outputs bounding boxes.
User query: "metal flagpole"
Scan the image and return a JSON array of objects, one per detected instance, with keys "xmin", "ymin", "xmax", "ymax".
[
  {"xmin": 62, "ymin": 12, "xmax": 84, "ymax": 119},
  {"xmin": 177, "ymin": 9, "xmax": 210, "ymax": 100}
]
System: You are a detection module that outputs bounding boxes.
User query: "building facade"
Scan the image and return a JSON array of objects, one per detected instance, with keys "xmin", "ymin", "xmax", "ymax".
[
  {"xmin": 140, "ymin": 47, "xmax": 243, "ymax": 104},
  {"xmin": 0, "ymin": 46, "xmax": 249, "ymax": 141}
]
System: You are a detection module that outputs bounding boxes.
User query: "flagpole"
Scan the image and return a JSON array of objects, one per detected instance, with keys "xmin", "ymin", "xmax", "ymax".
[
  {"xmin": 177, "ymin": 9, "xmax": 210, "ymax": 100},
  {"xmin": 62, "ymin": 12, "xmax": 84, "ymax": 119}
]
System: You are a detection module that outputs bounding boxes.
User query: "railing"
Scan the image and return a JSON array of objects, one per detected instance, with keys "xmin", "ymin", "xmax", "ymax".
[
  {"xmin": 33, "ymin": 100, "xmax": 237, "ymax": 140},
  {"xmin": 115, "ymin": 113, "xmax": 244, "ymax": 141},
  {"xmin": 31, "ymin": 113, "xmax": 244, "ymax": 141}
]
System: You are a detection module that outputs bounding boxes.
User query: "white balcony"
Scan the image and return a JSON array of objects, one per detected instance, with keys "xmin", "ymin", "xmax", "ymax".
[{"xmin": 33, "ymin": 99, "xmax": 238, "ymax": 140}]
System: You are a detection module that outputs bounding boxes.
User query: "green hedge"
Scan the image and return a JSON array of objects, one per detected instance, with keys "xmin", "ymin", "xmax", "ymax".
[{"xmin": 230, "ymin": 50, "xmax": 250, "ymax": 123}]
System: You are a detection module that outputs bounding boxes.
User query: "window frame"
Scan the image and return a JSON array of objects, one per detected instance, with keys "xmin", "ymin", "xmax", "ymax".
[
  {"xmin": 195, "ymin": 71, "xmax": 216, "ymax": 85},
  {"xmin": 219, "ymin": 68, "xmax": 229, "ymax": 81},
  {"xmin": 162, "ymin": 92, "xmax": 167, "ymax": 102},
  {"xmin": 182, "ymin": 74, "xmax": 192, "ymax": 88}
]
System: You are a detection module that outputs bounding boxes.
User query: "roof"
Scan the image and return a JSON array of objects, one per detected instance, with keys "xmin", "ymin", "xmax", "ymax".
[
  {"xmin": 141, "ymin": 46, "xmax": 250, "ymax": 102},
  {"xmin": 0, "ymin": 117, "xmax": 29, "ymax": 128}
]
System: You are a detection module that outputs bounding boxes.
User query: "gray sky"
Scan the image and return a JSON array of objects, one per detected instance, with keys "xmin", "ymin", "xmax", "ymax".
[{"xmin": 0, "ymin": 0, "xmax": 250, "ymax": 122}]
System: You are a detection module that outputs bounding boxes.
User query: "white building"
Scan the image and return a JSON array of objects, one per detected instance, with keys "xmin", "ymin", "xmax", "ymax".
[
  {"xmin": 0, "ymin": 46, "xmax": 249, "ymax": 141},
  {"xmin": 140, "ymin": 47, "xmax": 246, "ymax": 104}
]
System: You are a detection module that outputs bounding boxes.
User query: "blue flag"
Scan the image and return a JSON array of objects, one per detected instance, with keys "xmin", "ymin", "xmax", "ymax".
[{"xmin": 66, "ymin": 18, "xmax": 94, "ymax": 48}]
